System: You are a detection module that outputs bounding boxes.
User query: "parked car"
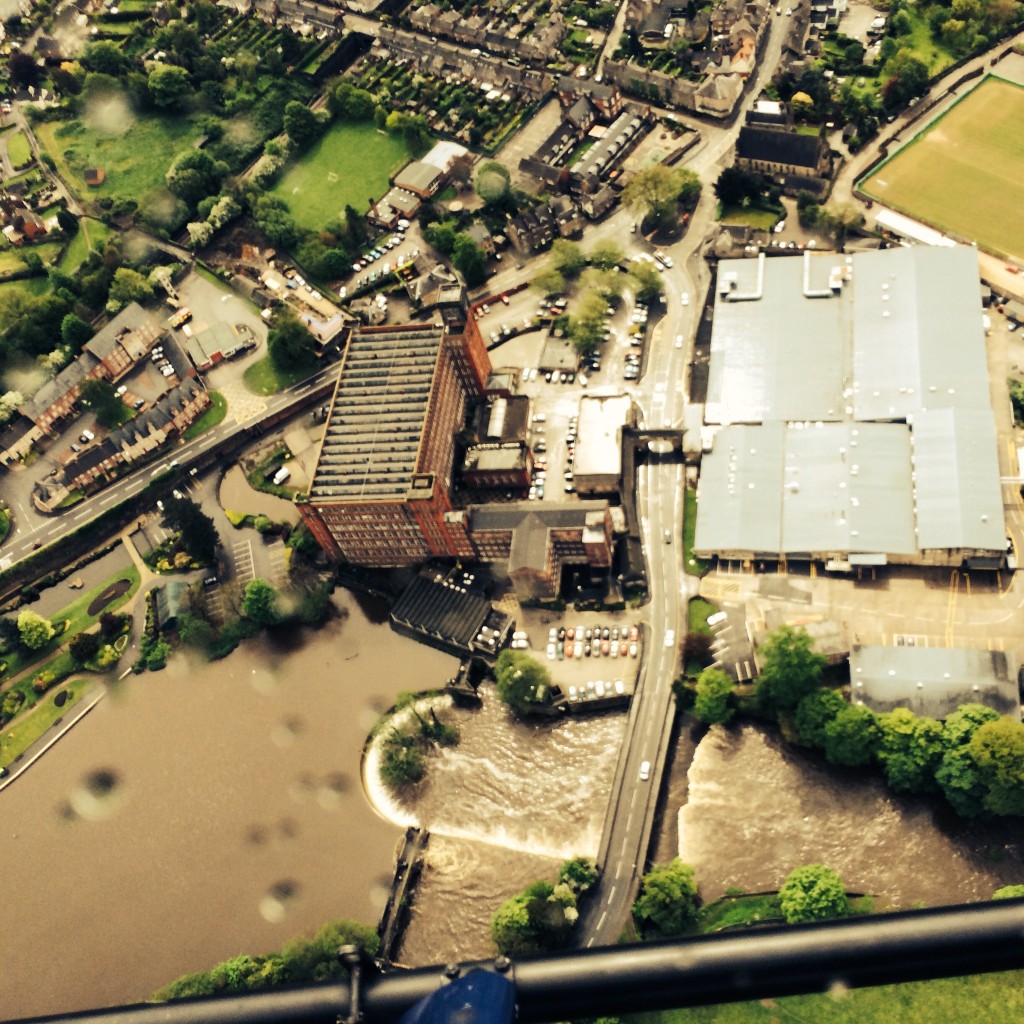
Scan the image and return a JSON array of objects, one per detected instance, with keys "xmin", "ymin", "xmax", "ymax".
[{"xmin": 639, "ymin": 760, "xmax": 651, "ymax": 782}]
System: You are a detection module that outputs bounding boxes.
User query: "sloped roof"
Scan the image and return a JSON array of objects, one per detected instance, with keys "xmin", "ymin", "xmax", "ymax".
[{"xmin": 736, "ymin": 126, "xmax": 825, "ymax": 170}]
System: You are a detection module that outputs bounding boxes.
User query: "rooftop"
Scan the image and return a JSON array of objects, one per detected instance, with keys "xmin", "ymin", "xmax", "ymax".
[
  {"xmin": 309, "ymin": 326, "xmax": 445, "ymax": 503},
  {"xmin": 574, "ymin": 393, "xmax": 632, "ymax": 481},
  {"xmin": 850, "ymin": 644, "xmax": 1020, "ymax": 720}
]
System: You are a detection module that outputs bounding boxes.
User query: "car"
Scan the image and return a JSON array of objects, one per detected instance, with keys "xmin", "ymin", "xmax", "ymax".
[
  {"xmin": 707, "ymin": 611, "xmax": 729, "ymax": 626},
  {"xmin": 639, "ymin": 760, "xmax": 651, "ymax": 782},
  {"xmin": 664, "ymin": 529, "xmax": 672, "ymax": 544},
  {"xmin": 172, "ymin": 489, "xmax": 184, "ymax": 499},
  {"xmin": 115, "ymin": 384, "xmax": 128, "ymax": 398},
  {"xmin": 156, "ymin": 500, "xmax": 165, "ymax": 512},
  {"xmin": 664, "ymin": 629, "xmax": 676, "ymax": 648},
  {"xmin": 675, "ymin": 335, "xmax": 683, "ymax": 348},
  {"xmin": 203, "ymin": 575, "xmax": 218, "ymax": 587},
  {"xmin": 682, "ymin": 292, "xmax": 689, "ymax": 306},
  {"xmin": 568, "ymin": 685, "xmax": 578, "ymax": 701},
  {"xmin": 558, "ymin": 627, "xmax": 566, "ymax": 641},
  {"xmin": 610, "ymin": 642, "xmax": 619, "ymax": 659},
  {"xmin": 565, "ymin": 482, "xmax": 575, "ymax": 493},
  {"xmin": 601, "ymin": 627, "xmax": 610, "ymax": 640},
  {"xmin": 133, "ymin": 398, "xmax": 145, "ymax": 410},
  {"xmin": 160, "ymin": 365, "xmax": 175, "ymax": 377},
  {"xmin": 482, "ymin": 302, "xmax": 491, "ymax": 314},
  {"xmin": 600, "ymin": 639, "xmax": 610, "ymax": 656},
  {"xmin": 566, "ymin": 626, "xmax": 575, "ymax": 640},
  {"xmin": 620, "ymin": 641, "xmax": 629, "ymax": 657},
  {"xmin": 557, "ymin": 641, "xmax": 565, "ymax": 660},
  {"xmin": 79, "ymin": 429, "xmax": 95, "ymax": 443},
  {"xmin": 584, "ymin": 643, "xmax": 592, "ymax": 657},
  {"xmin": 1006, "ymin": 266, "xmax": 1020, "ymax": 275},
  {"xmin": 614, "ymin": 679, "xmax": 625, "ymax": 695},
  {"xmin": 536, "ymin": 483, "xmax": 545, "ymax": 499},
  {"xmin": 70, "ymin": 443, "xmax": 81, "ymax": 453},
  {"xmin": 528, "ymin": 368, "xmax": 538, "ymax": 382},
  {"xmin": 595, "ymin": 681, "xmax": 605, "ymax": 698},
  {"xmin": 629, "ymin": 642, "xmax": 638, "ymax": 658},
  {"xmin": 574, "ymin": 642, "xmax": 583, "ymax": 659},
  {"xmin": 565, "ymin": 640, "xmax": 574, "ymax": 658},
  {"xmin": 500, "ymin": 293, "xmax": 510, "ymax": 305},
  {"xmin": 629, "ymin": 625, "xmax": 639, "ymax": 642},
  {"xmin": 549, "ymin": 627, "xmax": 558, "ymax": 642},
  {"xmin": 0, "ymin": 764, "xmax": 9, "ymax": 777},
  {"xmin": 529, "ymin": 485, "xmax": 538, "ymax": 500}
]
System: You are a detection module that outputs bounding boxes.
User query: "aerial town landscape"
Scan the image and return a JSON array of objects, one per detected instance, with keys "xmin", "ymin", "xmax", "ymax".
[{"xmin": 1, "ymin": 0, "xmax": 1024, "ymax": 1020}]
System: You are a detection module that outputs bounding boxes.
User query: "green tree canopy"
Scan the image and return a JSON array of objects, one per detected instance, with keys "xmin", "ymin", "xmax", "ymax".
[
  {"xmin": 330, "ymin": 82, "xmax": 376, "ymax": 120},
  {"xmin": 424, "ymin": 221, "xmax": 458, "ymax": 256},
  {"xmin": 161, "ymin": 495, "xmax": 219, "ymax": 565},
  {"xmin": 475, "ymin": 161, "xmax": 511, "ymax": 205},
  {"xmin": 693, "ymin": 667, "xmax": 735, "ymax": 725},
  {"xmin": 494, "ymin": 650, "xmax": 553, "ymax": 715},
  {"xmin": 69, "ymin": 630, "xmax": 102, "ymax": 663},
  {"xmin": 877, "ymin": 708, "xmax": 944, "ymax": 794},
  {"xmin": 588, "ymin": 239, "xmax": 623, "ymax": 270},
  {"xmin": 714, "ymin": 166, "xmax": 767, "ymax": 207},
  {"xmin": 148, "ymin": 64, "xmax": 192, "ymax": 111},
  {"xmin": 621, "ymin": 165, "xmax": 696, "ymax": 228},
  {"xmin": 166, "ymin": 150, "xmax": 227, "ymax": 207},
  {"xmin": 61, "ymin": 313, "xmax": 93, "ymax": 348},
  {"xmin": 823, "ymin": 704, "xmax": 881, "ymax": 767},
  {"xmin": 793, "ymin": 687, "xmax": 846, "ymax": 748},
  {"xmin": 18, "ymin": 609, "xmax": 54, "ymax": 650},
  {"xmin": 756, "ymin": 625, "xmax": 826, "ymax": 713},
  {"xmin": 568, "ymin": 289, "xmax": 608, "ymax": 357},
  {"xmin": 550, "ymin": 239, "xmax": 586, "ymax": 277},
  {"xmin": 242, "ymin": 579, "xmax": 279, "ymax": 626},
  {"xmin": 969, "ymin": 717, "xmax": 1024, "ymax": 817},
  {"xmin": 268, "ymin": 314, "xmax": 316, "ymax": 373},
  {"xmin": 558, "ymin": 857, "xmax": 599, "ymax": 894},
  {"xmin": 284, "ymin": 101, "xmax": 325, "ymax": 150},
  {"xmin": 78, "ymin": 377, "xmax": 126, "ymax": 428},
  {"xmin": 252, "ymin": 196, "xmax": 297, "ymax": 248},
  {"xmin": 532, "ymin": 267, "xmax": 566, "ymax": 298},
  {"xmin": 632, "ymin": 859, "xmax": 700, "ymax": 938},
  {"xmin": 107, "ymin": 267, "xmax": 154, "ymax": 311},
  {"xmin": 452, "ymin": 234, "xmax": 487, "ymax": 287},
  {"xmin": 992, "ymin": 885, "xmax": 1024, "ymax": 900},
  {"xmin": 629, "ymin": 260, "xmax": 663, "ymax": 304},
  {"xmin": 778, "ymin": 864, "xmax": 851, "ymax": 924},
  {"xmin": 81, "ymin": 40, "xmax": 131, "ymax": 78}
]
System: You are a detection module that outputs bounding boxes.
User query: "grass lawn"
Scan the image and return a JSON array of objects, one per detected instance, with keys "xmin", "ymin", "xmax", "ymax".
[
  {"xmin": 0, "ymin": 276, "xmax": 50, "ymax": 300},
  {"xmin": 0, "ymin": 240, "xmax": 63, "ymax": 277},
  {"xmin": 0, "ymin": 506, "xmax": 9, "ymax": 543},
  {"xmin": 684, "ymin": 488, "xmax": 709, "ymax": 577},
  {"xmin": 688, "ymin": 597, "xmax": 718, "ymax": 638},
  {"xmin": 61, "ymin": 217, "xmax": 113, "ymax": 273},
  {"xmin": 271, "ymin": 121, "xmax": 412, "ymax": 232},
  {"xmin": 719, "ymin": 204, "xmax": 781, "ymax": 231},
  {"xmin": 6, "ymin": 129, "xmax": 32, "ymax": 167},
  {"xmin": 36, "ymin": 107, "xmax": 205, "ymax": 203},
  {"xmin": 860, "ymin": 77, "xmax": 1024, "ymax": 260},
  {"xmin": 183, "ymin": 390, "xmax": 227, "ymax": 440},
  {"xmin": 629, "ymin": 969, "xmax": 1024, "ymax": 1023},
  {"xmin": 243, "ymin": 355, "xmax": 314, "ymax": 395},
  {"xmin": 697, "ymin": 893, "xmax": 783, "ymax": 933},
  {"xmin": 0, "ymin": 677, "xmax": 96, "ymax": 770}
]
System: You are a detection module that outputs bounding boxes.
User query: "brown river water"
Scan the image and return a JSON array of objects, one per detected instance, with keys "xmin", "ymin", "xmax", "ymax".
[{"xmin": 5, "ymin": 594, "xmax": 1024, "ymax": 1020}]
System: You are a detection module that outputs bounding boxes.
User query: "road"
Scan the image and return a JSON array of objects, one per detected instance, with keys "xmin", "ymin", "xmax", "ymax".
[
  {"xmin": 0, "ymin": 367, "xmax": 336, "ymax": 575},
  {"xmin": 579, "ymin": 12, "xmax": 792, "ymax": 945}
]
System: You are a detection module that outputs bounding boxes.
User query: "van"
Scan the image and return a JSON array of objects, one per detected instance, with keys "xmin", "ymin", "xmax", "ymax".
[{"xmin": 272, "ymin": 466, "xmax": 291, "ymax": 486}]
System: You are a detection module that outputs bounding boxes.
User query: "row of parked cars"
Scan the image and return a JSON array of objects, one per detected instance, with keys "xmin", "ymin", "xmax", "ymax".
[
  {"xmin": 567, "ymin": 679, "xmax": 626, "ymax": 702},
  {"xmin": 546, "ymin": 623, "xmax": 641, "ymax": 661}
]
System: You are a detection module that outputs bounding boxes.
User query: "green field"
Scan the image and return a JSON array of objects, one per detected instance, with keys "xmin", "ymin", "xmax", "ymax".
[
  {"xmin": 37, "ymin": 106, "xmax": 205, "ymax": 203},
  {"xmin": 860, "ymin": 77, "xmax": 1024, "ymax": 260},
  {"xmin": 6, "ymin": 129, "xmax": 32, "ymax": 168},
  {"xmin": 271, "ymin": 121, "xmax": 412, "ymax": 232}
]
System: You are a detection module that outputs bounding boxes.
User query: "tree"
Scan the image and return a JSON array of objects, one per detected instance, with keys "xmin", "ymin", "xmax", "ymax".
[
  {"xmin": 714, "ymin": 166, "xmax": 766, "ymax": 207},
  {"xmin": 452, "ymin": 234, "xmax": 487, "ymax": 287},
  {"xmin": 568, "ymin": 289, "xmax": 608, "ymax": 357},
  {"xmin": 992, "ymin": 885, "xmax": 1024, "ymax": 900},
  {"xmin": 268, "ymin": 314, "xmax": 316, "ymax": 372},
  {"xmin": 284, "ymin": 101, "xmax": 325, "ymax": 150},
  {"xmin": 693, "ymin": 667, "xmax": 735, "ymax": 725},
  {"xmin": 559, "ymin": 857, "xmax": 599, "ymax": 894},
  {"xmin": 148, "ymin": 64, "xmax": 192, "ymax": 111},
  {"xmin": 629, "ymin": 260, "xmax": 663, "ymax": 304},
  {"xmin": 424, "ymin": 222, "xmax": 458, "ymax": 256},
  {"xmin": 755, "ymin": 625, "xmax": 826, "ymax": 714},
  {"xmin": 632, "ymin": 859, "xmax": 700, "ymax": 938},
  {"xmin": 491, "ymin": 893, "xmax": 537, "ymax": 956},
  {"xmin": 161, "ymin": 495, "xmax": 218, "ymax": 565},
  {"xmin": 242, "ymin": 579, "xmax": 279, "ymax": 626},
  {"xmin": 69, "ymin": 631, "xmax": 102, "ymax": 663},
  {"xmin": 819, "ymin": 203, "xmax": 864, "ymax": 248},
  {"xmin": 876, "ymin": 708, "xmax": 944, "ymax": 794},
  {"xmin": 78, "ymin": 377, "xmax": 125, "ymax": 428},
  {"xmin": 61, "ymin": 313, "xmax": 93, "ymax": 348},
  {"xmin": 107, "ymin": 267, "xmax": 153, "ymax": 312},
  {"xmin": 187, "ymin": 221, "xmax": 214, "ymax": 249},
  {"xmin": 621, "ymin": 165, "xmax": 694, "ymax": 229},
  {"xmin": 252, "ymin": 195, "xmax": 297, "ymax": 248},
  {"xmin": 494, "ymin": 650, "xmax": 552, "ymax": 715},
  {"xmin": 588, "ymin": 240, "xmax": 623, "ymax": 270},
  {"xmin": 475, "ymin": 161, "xmax": 511, "ymax": 205},
  {"xmin": 81, "ymin": 40, "xmax": 131, "ymax": 78},
  {"xmin": 330, "ymin": 82, "xmax": 375, "ymax": 121},
  {"xmin": 793, "ymin": 687, "xmax": 846, "ymax": 748},
  {"xmin": 822, "ymin": 704, "xmax": 881, "ymax": 767},
  {"xmin": 881, "ymin": 49, "xmax": 930, "ymax": 110},
  {"xmin": 18, "ymin": 609, "xmax": 54, "ymax": 651},
  {"xmin": 778, "ymin": 864, "xmax": 850, "ymax": 924},
  {"xmin": 166, "ymin": 150, "xmax": 226, "ymax": 206},
  {"xmin": 550, "ymin": 239, "xmax": 585, "ymax": 277},
  {"xmin": 532, "ymin": 267, "xmax": 565, "ymax": 298},
  {"xmin": 969, "ymin": 717, "xmax": 1024, "ymax": 817},
  {"xmin": 9, "ymin": 51, "xmax": 43, "ymax": 90}
]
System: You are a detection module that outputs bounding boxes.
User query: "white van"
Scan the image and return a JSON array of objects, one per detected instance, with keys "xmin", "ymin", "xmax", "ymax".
[{"xmin": 272, "ymin": 466, "xmax": 291, "ymax": 486}]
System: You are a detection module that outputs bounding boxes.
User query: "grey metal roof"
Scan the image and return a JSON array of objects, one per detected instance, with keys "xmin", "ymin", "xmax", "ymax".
[
  {"xmin": 852, "ymin": 246, "xmax": 991, "ymax": 420},
  {"xmin": 694, "ymin": 422, "xmax": 784, "ymax": 554},
  {"xmin": 850, "ymin": 644, "xmax": 1020, "ymax": 721},
  {"xmin": 912, "ymin": 408, "xmax": 1005, "ymax": 551},
  {"xmin": 309, "ymin": 327, "xmax": 443, "ymax": 502},
  {"xmin": 705, "ymin": 253, "xmax": 848, "ymax": 425}
]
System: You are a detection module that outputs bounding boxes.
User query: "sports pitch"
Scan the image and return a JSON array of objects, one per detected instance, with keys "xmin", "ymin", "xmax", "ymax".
[{"xmin": 860, "ymin": 76, "xmax": 1024, "ymax": 261}]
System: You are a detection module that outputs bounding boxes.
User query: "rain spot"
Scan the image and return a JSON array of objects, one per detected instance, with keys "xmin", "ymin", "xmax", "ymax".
[
  {"xmin": 249, "ymin": 667, "xmax": 277, "ymax": 695},
  {"xmin": 259, "ymin": 880, "xmax": 300, "ymax": 923},
  {"xmin": 63, "ymin": 768, "xmax": 123, "ymax": 822},
  {"xmin": 368, "ymin": 874, "xmax": 393, "ymax": 912},
  {"xmin": 289, "ymin": 773, "xmax": 317, "ymax": 803},
  {"xmin": 277, "ymin": 818, "xmax": 299, "ymax": 840},
  {"xmin": 271, "ymin": 716, "xmax": 304, "ymax": 748},
  {"xmin": 245, "ymin": 824, "xmax": 269, "ymax": 846},
  {"xmin": 316, "ymin": 772, "xmax": 349, "ymax": 810}
]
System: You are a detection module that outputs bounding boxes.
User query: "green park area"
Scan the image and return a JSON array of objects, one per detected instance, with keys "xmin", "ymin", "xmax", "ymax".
[
  {"xmin": 860, "ymin": 77, "xmax": 1024, "ymax": 261},
  {"xmin": 271, "ymin": 121, "xmax": 411, "ymax": 232},
  {"xmin": 183, "ymin": 390, "xmax": 227, "ymax": 440},
  {"xmin": 6, "ymin": 129, "xmax": 32, "ymax": 168},
  {"xmin": 37, "ymin": 106, "xmax": 207, "ymax": 206}
]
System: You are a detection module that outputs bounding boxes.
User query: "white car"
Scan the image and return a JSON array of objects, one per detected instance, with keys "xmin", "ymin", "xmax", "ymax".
[
  {"xmin": 639, "ymin": 760, "xmax": 651, "ymax": 782},
  {"xmin": 664, "ymin": 629, "xmax": 675, "ymax": 648},
  {"xmin": 675, "ymin": 335, "xmax": 683, "ymax": 348},
  {"xmin": 115, "ymin": 384, "xmax": 128, "ymax": 397},
  {"xmin": 547, "ymin": 642, "xmax": 556, "ymax": 660},
  {"xmin": 682, "ymin": 292, "xmax": 689, "ymax": 306}
]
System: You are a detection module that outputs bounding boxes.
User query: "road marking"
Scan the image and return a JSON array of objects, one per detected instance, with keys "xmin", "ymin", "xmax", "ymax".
[
  {"xmin": 597, "ymin": 911, "xmax": 607, "ymax": 931},
  {"xmin": 608, "ymin": 885, "xmax": 616, "ymax": 901}
]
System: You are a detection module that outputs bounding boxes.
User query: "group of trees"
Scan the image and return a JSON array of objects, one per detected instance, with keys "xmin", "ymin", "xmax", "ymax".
[
  {"xmin": 491, "ymin": 858, "xmax": 598, "ymax": 956},
  {"xmin": 378, "ymin": 690, "xmax": 460, "ymax": 792},
  {"xmin": 756, "ymin": 626, "xmax": 1024, "ymax": 819},
  {"xmin": 621, "ymin": 164, "xmax": 701, "ymax": 232},
  {"xmin": 267, "ymin": 312, "xmax": 318, "ymax": 374},
  {"xmin": 423, "ymin": 221, "xmax": 487, "ymax": 287},
  {"xmin": 153, "ymin": 918, "xmax": 379, "ymax": 1001},
  {"xmin": 493, "ymin": 649, "xmax": 554, "ymax": 716}
]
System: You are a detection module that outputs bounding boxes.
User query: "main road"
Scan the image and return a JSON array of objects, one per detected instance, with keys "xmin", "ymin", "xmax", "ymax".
[{"xmin": 579, "ymin": 11, "xmax": 792, "ymax": 945}]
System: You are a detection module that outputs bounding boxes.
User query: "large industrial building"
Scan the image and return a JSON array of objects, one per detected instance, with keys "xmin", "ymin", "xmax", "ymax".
[
  {"xmin": 694, "ymin": 246, "xmax": 1006, "ymax": 569},
  {"xmin": 300, "ymin": 321, "xmax": 491, "ymax": 567}
]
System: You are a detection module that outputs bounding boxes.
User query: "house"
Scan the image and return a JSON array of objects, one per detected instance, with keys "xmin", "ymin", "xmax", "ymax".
[
  {"xmin": 507, "ymin": 196, "xmax": 583, "ymax": 255},
  {"xmin": 464, "ymin": 221, "xmax": 495, "ymax": 256},
  {"xmin": 370, "ymin": 187, "xmax": 421, "ymax": 229},
  {"xmin": 393, "ymin": 159, "xmax": 446, "ymax": 199},
  {"xmin": 557, "ymin": 76, "xmax": 623, "ymax": 122},
  {"xmin": 84, "ymin": 303, "xmax": 163, "ymax": 381},
  {"xmin": 735, "ymin": 125, "xmax": 832, "ymax": 181}
]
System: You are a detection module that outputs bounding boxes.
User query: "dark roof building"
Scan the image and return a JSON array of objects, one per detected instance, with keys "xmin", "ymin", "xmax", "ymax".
[
  {"xmin": 850, "ymin": 645, "xmax": 1020, "ymax": 721},
  {"xmin": 735, "ymin": 125, "xmax": 832, "ymax": 179}
]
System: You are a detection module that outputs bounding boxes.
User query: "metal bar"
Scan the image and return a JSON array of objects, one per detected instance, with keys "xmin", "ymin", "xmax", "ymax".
[{"xmin": 13, "ymin": 901, "xmax": 1024, "ymax": 1024}]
